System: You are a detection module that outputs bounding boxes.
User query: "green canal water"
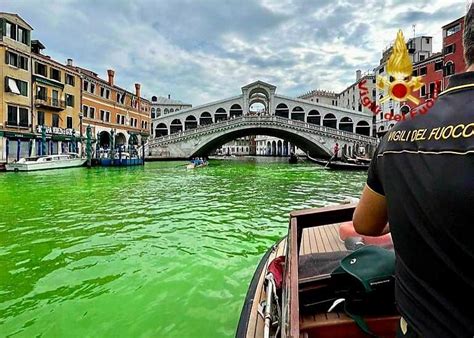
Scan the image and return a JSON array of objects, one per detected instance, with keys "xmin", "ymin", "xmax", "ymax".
[{"xmin": 0, "ymin": 158, "xmax": 366, "ymax": 338}]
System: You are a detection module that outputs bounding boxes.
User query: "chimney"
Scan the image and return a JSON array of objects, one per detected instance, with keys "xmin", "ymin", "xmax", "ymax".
[
  {"xmin": 67, "ymin": 58, "xmax": 73, "ymax": 67},
  {"xmin": 107, "ymin": 69, "xmax": 115, "ymax": 86},
  {"xmin": 168, "ymin": 94, "xmax": 171, "ymax": 99},
  {"xmin": 356, "ymin": 70, "xmax": 362, "ymax": 81},
  {"xmin": 135, "ymin": 83, "xmax": 141, "ymax": 98}
]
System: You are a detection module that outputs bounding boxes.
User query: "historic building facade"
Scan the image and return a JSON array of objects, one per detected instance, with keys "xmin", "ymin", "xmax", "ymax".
[
  {"xmin": 0, "ymin": 13, "xmax": 33, "ymax": 162},
  {"xmin": 30, "ymin": 41, "xmax": 82, "ymax": 156},
  {"xmin": 70, "ymin": 66, "xmax": 151, "ymax": 152}
]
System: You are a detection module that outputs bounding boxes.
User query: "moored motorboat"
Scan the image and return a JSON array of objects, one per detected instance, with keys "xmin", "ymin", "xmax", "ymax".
[
  {"xmin": 5, "ymin": 153, "xmax": 86, "ymax": 172},
  {"xmin": 237, "ymin": 204, "xmax": 399, "ymax": 338}
]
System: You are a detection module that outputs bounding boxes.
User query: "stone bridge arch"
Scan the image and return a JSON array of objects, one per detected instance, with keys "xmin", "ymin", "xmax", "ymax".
[{"xmin": 189, "ymin": 125, "xmax": 332, "ymax": 158}]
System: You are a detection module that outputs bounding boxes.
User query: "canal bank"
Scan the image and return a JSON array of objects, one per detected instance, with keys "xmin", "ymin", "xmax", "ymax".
[{"xmin": 0, "ymin": 158, "xmax": 366, "ymax": 337}]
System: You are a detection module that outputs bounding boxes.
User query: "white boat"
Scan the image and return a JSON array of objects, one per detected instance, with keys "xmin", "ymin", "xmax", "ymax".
[{"xmin": 6, "ymin": 153, "xmax": 86, "ymax": 172}]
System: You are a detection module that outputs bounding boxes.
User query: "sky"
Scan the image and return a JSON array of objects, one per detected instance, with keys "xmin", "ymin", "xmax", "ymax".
[{"xmin": 2, "ymin": 0, "xmax": 470, "ymax": 105}]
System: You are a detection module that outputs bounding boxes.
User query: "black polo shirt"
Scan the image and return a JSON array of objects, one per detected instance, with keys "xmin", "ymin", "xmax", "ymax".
[{"xmin": 367, "ymin": 71, "xmax": 474, "ymax": 337}]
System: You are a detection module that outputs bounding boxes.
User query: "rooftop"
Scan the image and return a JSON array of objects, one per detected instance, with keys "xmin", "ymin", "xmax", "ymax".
[{"xmin": 151, "ymin": 96, "xmax": 192, "ymax": 105}]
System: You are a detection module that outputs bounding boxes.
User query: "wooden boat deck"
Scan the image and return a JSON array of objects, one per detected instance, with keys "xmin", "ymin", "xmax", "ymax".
[{"xmin": 240, "ymin": 223, "xmax": 399, "ymax": 338}]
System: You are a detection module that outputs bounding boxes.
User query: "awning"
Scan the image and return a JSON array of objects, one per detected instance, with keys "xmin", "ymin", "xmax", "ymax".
[
  {"xmin": 7, "ymin": 78, "xmax": 21, "ymax": 95},
  {"xmin": 4, "ymin": 131, "xmax": 36, "ymax": 139},
  {"xmin": 52, "ymin": 135, "xmax": 76, "ymax": 141},
  {"xmin": 33, "ymin": 75, "xmax": 64, "ymax": 89}
]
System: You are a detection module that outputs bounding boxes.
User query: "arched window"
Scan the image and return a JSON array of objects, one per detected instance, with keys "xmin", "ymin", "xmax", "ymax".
[
  {"xmin": 215, "ymin": 108, "xmax": 227, "ymax": 122},
  {"xmin": 200, "ymin": 112, "xmax": 212, "ymax": 125},
  {"xmin": 307, "ymin": 110, "xmax": 320, "ymax": 125},
  {"xmin": 230, "ymin": 104, "xmax": 243, "ymax": 118},
  {"xmin": 444, "ymin": 61, "xmax": 455, "ymax": 76},
  {"xmin": 155, "ymin": 123, "xmax": 168, "ymax": 137},
  {"xmin": 170, "ymin": 119, "xmax": 182, "ymax": 134},
  {"xmin": 275, "ymin": 103, "xmax": 289, "ymax": 118},
  {"xmin": 185, "ymin": 115, "xmax": 198, "ymax": 130},
  {"xmin": 339, "ymin": 117, "xmax": 353, "ymax": 133},
  {"xmin": 164, "ymin": 108, "xmax": 169, "ymax": 114},
  {"xmin": 291, "ymin": 106, "xmax": 305, "ymax": 121},
  {"xmin": 355, "ymin": 121, "xmax": 370, "ymax": 136},
  {"xmin": 156, "ymin": 108, "xmax": 161, "ymax": 117},
  {"xmin": 170, "ymin": 108, "xmax": 174, "ymax": 113},
  {"xmin": 151, "ymin": 96, "xmax": 157, "ymax": 102},
  {"xmin": 323, "ymin": 113, "xmax": 337, "ymax": 129}
]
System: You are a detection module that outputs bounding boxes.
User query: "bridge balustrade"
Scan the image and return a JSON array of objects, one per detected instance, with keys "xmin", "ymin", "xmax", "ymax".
[{"xmin": 147, "ymin": 115, "xmax": 376, "ymax": 149}]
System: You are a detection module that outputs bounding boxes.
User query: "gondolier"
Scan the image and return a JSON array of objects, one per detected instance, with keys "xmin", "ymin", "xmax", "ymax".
[
  {"xmin": 333, "ymin": 143, "xmax": 339, "ymax": 159},
  {"xmin": 353, "ymin": 6, "xmax": 474, "ymax": 338}
]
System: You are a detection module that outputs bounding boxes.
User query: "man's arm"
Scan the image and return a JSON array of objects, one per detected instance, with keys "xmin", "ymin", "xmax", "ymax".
[{"xmin": 353, "ymin": 184, "xmax": 388, "ymax": 236}]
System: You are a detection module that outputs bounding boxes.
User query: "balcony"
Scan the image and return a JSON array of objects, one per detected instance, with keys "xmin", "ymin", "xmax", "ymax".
[{"xmin": 34, "ymin": 95, "xmax": 66, "ymax": 111}]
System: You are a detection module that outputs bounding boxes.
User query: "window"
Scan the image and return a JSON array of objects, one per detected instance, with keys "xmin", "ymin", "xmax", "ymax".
[
  {"xmin": 419, "ymin": 55, "xmax": 425, "ymax": 61},
  {"xmin": 116, "ymin": 114, "xmax": 121, "ymax": 124},
  {"xmin": 106, "ymin": 111, "xmax": 110, "ymax": 122},
  {"xmin": 420, "ymin": 85, "xmax": 426, "ymax": 97},
  {"xmin": 100, "ymin": 87, "xmax": 110, "ymax": 98},
  {"xmin": 121, "ymin": 115, "xmax": 125, "ymax": 124},
  {"xmin": 18, "ymin": 26, "xmax": 29, "ymax": 44},
  {"xmin": 446, "ymin": 23, "xmax": 461, "ymax": 37},
  {"xmin": 420, "ymin": 67, "xmax": 427, "ymax": 75},
  {"xmin": 378, "ymin": 66, "xmax": 384, "ymax": 74},
  {"xmin": 83, "ymin": 105, "xmax": 89, "ymax": 118},
  {"xmin": 5, "ymin": 77, "xmax": 28, "ymax": 96},
  {"xmin": 83, "ymin": 80, "xmax": 89, "ymax": 91},
  {"xmin": 116, "ymin": 93, "xmax": 121, "ymax": 103},
  {"xmin": 37, "ymin": 111, "xmax": 45, "ymax": 126},
  {"xmin": 444, "ymin": 44, "xmax": 455, "ymax": 54},
  {"xmin": 425, "ymin": 38, "xmax": 430, "ymax": 44},
  {"xmin": 435, "ymin": 61, "xmax": 443, "ymax": 71},
  {"xmin": 50, "ymin": 68, "xmax": 61, "ymax": 81},
  {"xmin": 67, "ymin": 116, "xmax": 73, "ymax": 129},
  {"xmin": 65, "ymin": 74, "xmax": 75, "ymax": 86},
  {"xmin": 100, "ymin": 110, "xmax": 105, "ymax": 121},
  {"xmin": 36, "ymin": 85, "xmax": 47, "ymax": 100},
  {"xmin": 5, "ymin": 21, "xmax": 16, "ymax": 40},
  {"xmin": 429, "ymin": 83, "xmax": 435, "ymax": 97},
  {"xmin": 6, "ymin": 51, "xmax": 18, "ymax": 67},
  {"xmin": 89, "ymin": 107, "xmax": 95, "ymax": 119},
  {"xmin": 35, "ymin": 62, "xmax": 47, "ymax": 76},
  {"xmin": 90, "ymin": 83, "xmax": 95, "ymax": 94},
  {"xmin": 7, "ymin": 105, "xmax": 29, "ymax": 127},
  {"xmin": 52, "ymin": 114, "xmax": 59, "ymax": 128},
  {"xmin": 65, "ymin": 94, "xmax": 74, "ymax": 107},
  {"xmin": 444, "ymin": 62, "xmax": 455, "ymax": 76}
]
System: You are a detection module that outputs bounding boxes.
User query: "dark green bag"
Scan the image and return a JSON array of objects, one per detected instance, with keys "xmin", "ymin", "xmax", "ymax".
[{"xmin": 330, "ymin": 245, "xmax": 397, "ymax": 337}]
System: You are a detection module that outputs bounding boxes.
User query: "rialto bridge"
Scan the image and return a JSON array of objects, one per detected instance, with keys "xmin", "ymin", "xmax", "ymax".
[{"xmin": 146, "ymin": 81, "xmax": 377, "ymax": 159}]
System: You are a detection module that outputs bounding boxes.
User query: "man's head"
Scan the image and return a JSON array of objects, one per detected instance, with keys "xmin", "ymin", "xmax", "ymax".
[{"xmin": 465, "ymin": 2, "xmax": 474, "ymax": 69}]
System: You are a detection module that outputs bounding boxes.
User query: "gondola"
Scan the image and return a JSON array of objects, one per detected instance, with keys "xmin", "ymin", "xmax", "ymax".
[
  {"xmin": 326, "ymin": 160, "xmax": 369, "ymax": 171},
  {"xmin": 236, "ymin": 204, "xmax": 399, "ymax": 338},
  {"xmin": 306, "ymin": 154, "xmax": 329, "ymax": 166},
  {"xmin": 306, "ymin": 154, "xmax": 369, "ymax": 171},
  {"xmin": 355, "ymin": 156, "xmax": 372, "ymax": 164}
]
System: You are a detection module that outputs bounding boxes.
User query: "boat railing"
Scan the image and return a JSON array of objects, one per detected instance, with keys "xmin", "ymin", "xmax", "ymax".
[{"xmin": 282, "ymin": 203, "xmax": 357, "ymax": 338}]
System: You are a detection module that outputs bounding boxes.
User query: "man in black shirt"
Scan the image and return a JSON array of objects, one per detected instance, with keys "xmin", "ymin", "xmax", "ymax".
[{"xmin": 353, "ymin": 5, "xmax": 474, "ymax": 338}]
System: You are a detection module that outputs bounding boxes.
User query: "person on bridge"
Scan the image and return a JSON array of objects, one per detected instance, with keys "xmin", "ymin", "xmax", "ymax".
[{"xmin": 353, "ymin": 6, "xmax": 474, "ymax": 338}]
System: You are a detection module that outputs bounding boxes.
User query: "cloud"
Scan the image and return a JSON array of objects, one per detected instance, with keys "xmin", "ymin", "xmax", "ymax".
[{"xmin": 2, "ymin": 0, "xmax": 467, "ymax": 105}]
